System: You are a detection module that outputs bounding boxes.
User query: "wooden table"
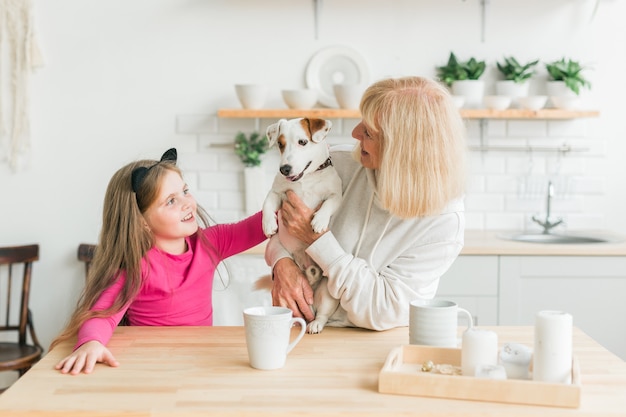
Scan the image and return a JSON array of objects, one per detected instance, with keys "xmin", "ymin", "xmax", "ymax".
[{"xmin": 0, "ymin": 326, "xmax": 625, "ymax": 416}]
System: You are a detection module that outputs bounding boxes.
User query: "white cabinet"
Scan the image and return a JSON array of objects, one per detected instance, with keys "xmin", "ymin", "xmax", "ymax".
[
  {"xmin": 212, "ymin": 255, "xmax": 272, "ymax": 326},
  {"xmin": 499, "ymin": 256, "xmax": 626, "ymax": 360},
  {"xmin": 438, "ymin": 256, "xmax": 499, "ymax": 326}
]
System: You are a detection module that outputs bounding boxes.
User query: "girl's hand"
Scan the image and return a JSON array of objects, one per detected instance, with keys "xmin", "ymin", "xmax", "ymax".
[{"xmin": 54, "ymin": 340, "xmax": 119, "ymax": 375}]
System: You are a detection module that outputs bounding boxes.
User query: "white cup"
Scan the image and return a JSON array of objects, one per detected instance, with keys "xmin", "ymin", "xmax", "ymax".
[
  {"xmin": 409, "ymin": 299, "xmax": 473, "ymax": 347},
  {"xmin": 333, "ymin": 83, "xmax": 363, "ymax": 109},
  {"xmin": 461, "ymin": 328, "xmax": 498, "ymax": 376},
  {"xmin": 234, "ymin": 84, "xmax": 268, "ymax": 109},
  {"xmin": 243, "ymin": 306, "xmax": 306, "ymax": 370}
]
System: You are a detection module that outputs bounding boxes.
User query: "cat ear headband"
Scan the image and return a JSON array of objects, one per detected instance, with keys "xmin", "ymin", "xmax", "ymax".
[{"xmin": 131, "ymin": 148, "xmax": 177, "ymax": 193}]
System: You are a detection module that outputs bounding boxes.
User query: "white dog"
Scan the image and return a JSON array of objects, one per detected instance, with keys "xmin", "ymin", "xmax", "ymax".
[{"xmin": 262, "ymin": 117, "xmax": 342, "ymax": 334}]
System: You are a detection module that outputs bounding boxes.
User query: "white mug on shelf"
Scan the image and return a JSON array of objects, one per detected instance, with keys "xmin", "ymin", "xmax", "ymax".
[{"xmin": 409, "ymin": 299, "xmax": 473, "ymax": 347}]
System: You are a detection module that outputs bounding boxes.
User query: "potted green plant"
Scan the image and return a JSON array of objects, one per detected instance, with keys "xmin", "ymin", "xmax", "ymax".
[
  {"xmin": 545, "ymin": 58, "xmax": 591, "ymax": 96},
  {"xmin": 436, "ymin": 52, "xmax": 486, "ymax": 108},
  {"xmin": 234, "ymin": 131, "xmax": 269, "ymax": 214},
  {"xmin": 234, "ymin": 131, "xmax": 268, "ymax": 167},
  {"xmin": 495, "ymin": 56, "xmax": 539, "ymax": 99},
  {"xmin": 496, "ymin": 56, "xmax": 539, "ymax": 83}
]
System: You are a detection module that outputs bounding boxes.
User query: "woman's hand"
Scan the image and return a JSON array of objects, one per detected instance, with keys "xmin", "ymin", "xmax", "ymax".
[
  {"xmin": 54, "ymin": 340, "xmax": 119, "ymax": 375},
  {"xmin": 280, "ymin": 190, "xmax": 325, "ymax": 245},
  {"xmin": 272, "ymin": 258, "xmax": 316, "ymax": 322}
]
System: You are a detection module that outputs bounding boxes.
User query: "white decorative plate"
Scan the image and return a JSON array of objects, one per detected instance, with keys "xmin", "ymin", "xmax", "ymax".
[{"xmin": 306, "ymin": 46, "xmax": 370, "ymax": 108}]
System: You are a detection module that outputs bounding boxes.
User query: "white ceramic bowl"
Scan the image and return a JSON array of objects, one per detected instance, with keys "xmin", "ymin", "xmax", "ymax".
[
  {"xmin": 483, "ymin": 95, "xmax": 512, "ymax": 111},
  {"xmin": 333, "ymin": 84, "xmax": 363, "ymax": 109},
  {"xmin": 234, "ymin": 84, "xmax": 268, "ymax": 109},
  {"xmin": 281, "ymin": 89, "xmax": 318, "ymax": 109},
  {"xmin": 550, "ymin": 96, "xmax": 582, "ymax": 110},
  {"xmin": 518, "ymin": 95, "xmax": 548, "ymax": 111}
]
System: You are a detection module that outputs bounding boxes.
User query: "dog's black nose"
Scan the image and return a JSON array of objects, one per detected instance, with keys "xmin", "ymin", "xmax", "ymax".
[{"xmin": 280, "ymin": 165, "xmax": 292, "ymax": 176}]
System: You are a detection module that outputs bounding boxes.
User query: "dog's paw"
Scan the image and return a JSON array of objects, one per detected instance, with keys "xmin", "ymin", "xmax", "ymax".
[
  {"xmin": 307, "ymin": 320, "xmax": 325, "ymax": 334},
  {"xmin": 310, "ymin": 212, "xmax": 331, "ymax": 234},
  {"xmin": 262, "ymin": 216, "xmax": 279, "ymax": 237}
]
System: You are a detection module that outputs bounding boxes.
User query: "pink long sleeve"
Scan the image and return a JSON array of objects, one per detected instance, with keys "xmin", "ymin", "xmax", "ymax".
[{"xmin": 75, "ymin": 212, "xmax": 265, "ymax": 349}]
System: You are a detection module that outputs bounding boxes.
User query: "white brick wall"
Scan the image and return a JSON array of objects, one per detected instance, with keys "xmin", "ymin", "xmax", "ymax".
[{"xmin": 177, "ymin": 114, "xmax": 606, "ymax": 232}]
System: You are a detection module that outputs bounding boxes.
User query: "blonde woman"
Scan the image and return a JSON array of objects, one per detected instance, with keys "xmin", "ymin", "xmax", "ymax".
[{"xmin": 266, "ymin": 76, "xmax": 466, "ymax": 330}]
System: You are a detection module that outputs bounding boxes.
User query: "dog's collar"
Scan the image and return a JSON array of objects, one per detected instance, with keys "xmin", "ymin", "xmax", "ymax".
[{"xmin": 316, "ymin": 157, "xmax": 333, "ymax": 171}]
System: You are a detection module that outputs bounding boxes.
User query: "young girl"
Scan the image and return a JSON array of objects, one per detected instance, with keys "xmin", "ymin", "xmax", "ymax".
[{"xmin": 52, "ymin": 148, "xmax": 266, "ymax": 375}]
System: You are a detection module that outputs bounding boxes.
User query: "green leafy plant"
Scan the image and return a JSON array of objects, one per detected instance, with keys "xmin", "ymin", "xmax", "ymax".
[
  {"xmin": 545, "ymin": 58, "xmax": 591, "ymax": 95},
  {"xmin": 496, "ymin": 56, "xmax": 539, "ymax": 83},
  {"xmin": 234, "ymin": 131, "xmax": 268, "ymax": 167},
  {"xmin": 436, "ymin": 52, "xmax": 486, "ymax": 87}
]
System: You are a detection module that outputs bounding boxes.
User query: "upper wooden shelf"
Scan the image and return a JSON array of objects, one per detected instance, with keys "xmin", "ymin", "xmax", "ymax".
[{"xmin": 217, "ymin": 108, "xmax": 600, "ymax": 120}]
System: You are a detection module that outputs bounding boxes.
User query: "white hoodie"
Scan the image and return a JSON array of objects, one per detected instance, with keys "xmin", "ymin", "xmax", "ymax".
[{"xmin": 266, "ymin": 148, "xmax": 464, "ymax": 331}]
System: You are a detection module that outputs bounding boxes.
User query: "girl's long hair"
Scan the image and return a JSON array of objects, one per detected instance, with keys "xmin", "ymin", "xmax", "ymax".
[
  {"xmin": 50, "ymin": 159, "xmax": 214, "ymax": 349},
  {"xmin": 354, "ymin": 76, "xmax": 467, "ymax": 218}
]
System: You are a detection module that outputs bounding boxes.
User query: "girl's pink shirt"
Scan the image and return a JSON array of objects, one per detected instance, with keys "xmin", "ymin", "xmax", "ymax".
[{"xmin": 75, "ymin": 212, "xmax": 265, "ymax": 349}]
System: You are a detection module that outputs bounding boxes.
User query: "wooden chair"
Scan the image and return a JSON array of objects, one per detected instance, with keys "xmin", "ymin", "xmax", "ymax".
[
  {"xmin": 77, "ymin": 243, "xmax": 129, "ymax": 326},
  {"xmin": 0, "ymin": 244, "xmax": 43, "ymax": 392},
  {"xmin": 77, "ymin": 243, "xmax": 96, "ymax": 277}
]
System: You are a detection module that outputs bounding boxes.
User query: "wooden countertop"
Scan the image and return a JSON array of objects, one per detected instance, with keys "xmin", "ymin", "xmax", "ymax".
[
  {"xmin": 243, "ymin": 230, "xmax": 626, "ymax": 256},
  {"xmin": 1, "ymin": 326, "xmax": 625, "ymax": 416}
]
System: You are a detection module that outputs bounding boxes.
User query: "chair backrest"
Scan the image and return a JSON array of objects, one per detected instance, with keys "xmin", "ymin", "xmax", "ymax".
[
  {"xmin": 0, "ymin": 244, "xmax": 39, "ymax": 345},
  {"xmin": 77, "ymin": 243, "xmax": 96, "ymax": 277}
]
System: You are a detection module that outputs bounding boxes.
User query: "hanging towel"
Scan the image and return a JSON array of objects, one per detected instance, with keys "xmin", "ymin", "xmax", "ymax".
[{"xmin": 0, "ymin": 0, "xmax": 44, "ymax": 171}]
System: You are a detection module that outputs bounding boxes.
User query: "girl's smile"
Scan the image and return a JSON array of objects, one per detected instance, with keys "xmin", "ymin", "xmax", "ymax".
[{"xmin": 143, "ymin": 170, "xmax": 198, "ymax": 254}]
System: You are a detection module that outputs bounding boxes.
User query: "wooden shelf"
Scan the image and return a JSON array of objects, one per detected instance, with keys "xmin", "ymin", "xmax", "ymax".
[
  {"xmin": 217, "ymin": 108, "xmax": 599, "ymax": 120},
  {"xmin": 461, "ymin": 109, "xmax": 599, "ymax": 119},
  {"xmin": 217, "ymin": 108, "xmax": 361, "ymax": 119}
]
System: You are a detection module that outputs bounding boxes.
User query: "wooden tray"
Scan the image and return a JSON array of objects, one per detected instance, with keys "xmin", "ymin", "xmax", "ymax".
[{"xmin": 378, "ymin": 345, "xmax": 580, "ymax": 408}]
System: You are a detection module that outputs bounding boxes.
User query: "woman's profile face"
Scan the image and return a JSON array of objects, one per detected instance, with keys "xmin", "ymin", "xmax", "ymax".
[{"xmin": 352, "ymin": 121, "xmax": 381, "ymax": 169}]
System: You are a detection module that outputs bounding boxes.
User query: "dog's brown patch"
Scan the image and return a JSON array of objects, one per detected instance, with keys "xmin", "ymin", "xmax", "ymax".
[
  {"xmin": 276, "ymin": 134, "xmax": 286, "ymax": 153},
  {"xmin": 300, "ymin": 117, "xmax": 327, "ymax": 138}
]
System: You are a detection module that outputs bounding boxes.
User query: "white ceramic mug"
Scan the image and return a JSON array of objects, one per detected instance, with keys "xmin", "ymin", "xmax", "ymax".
[
  {"xmin": 243, "ymin": 306, "xmax": 306, "ymax": 370},
  {"xmin": 409, "ymin": 299, "xmax": 473, "ymax": 347}
]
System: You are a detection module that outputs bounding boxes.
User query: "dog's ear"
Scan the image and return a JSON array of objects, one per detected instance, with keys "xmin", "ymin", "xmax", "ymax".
[
  {"xmin": 305, "ymin": 118, "xmax": 332, "ymax": 143},
  {"xmin": 266, "ymin": 119, "xmax": 287, "ymax": 147}
]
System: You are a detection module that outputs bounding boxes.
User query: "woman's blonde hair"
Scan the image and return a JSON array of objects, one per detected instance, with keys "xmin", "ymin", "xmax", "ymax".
[
  {"xmin": 50, "ymin": 157, "xmax": 214, "ymax": 349},
  {"xmin": 355, "ymin": 76, "xmax": 466, "ymax": 218}
]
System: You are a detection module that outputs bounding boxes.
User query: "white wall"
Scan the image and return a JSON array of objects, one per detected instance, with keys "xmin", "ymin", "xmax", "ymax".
[{"xmin": 1, "ymin": 0, "xmax": 625, "ymax": 356}]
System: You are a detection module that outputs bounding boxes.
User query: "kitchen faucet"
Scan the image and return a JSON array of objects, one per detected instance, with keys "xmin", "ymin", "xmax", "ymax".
[{"xmin": 531, "ymin": 181, "xmax": 563, "ymax": 234}]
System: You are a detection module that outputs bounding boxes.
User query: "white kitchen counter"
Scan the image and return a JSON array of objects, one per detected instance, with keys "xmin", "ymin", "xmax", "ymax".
[{"xmin": 243, "ymin": 230, "xmax": 626, "ymax": 257}]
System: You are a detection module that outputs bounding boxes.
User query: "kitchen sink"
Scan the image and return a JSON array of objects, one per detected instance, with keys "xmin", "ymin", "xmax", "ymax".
[{"xmin": 498, "ymin": 232, "xmax": 614, "ymax": 244}]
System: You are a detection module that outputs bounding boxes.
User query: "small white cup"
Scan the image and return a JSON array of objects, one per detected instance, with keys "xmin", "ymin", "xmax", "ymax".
[
  {"xmin": 461, "ymin": 328, "xmax": 499, "ymax": 376},
  {"xmin": 409, "ymin": 299, "xmax": 473, "ymax": 347},
  {"xmin": 333, "ymin": 83, "xmax": 363, "ymax": 109},
  {"xmin": 234, "ymin": 84, "xmax": 268, "ymax": 109},
  {"xmin": 243, "ymin": 306, "xmax": 306, "ymax": 370}
]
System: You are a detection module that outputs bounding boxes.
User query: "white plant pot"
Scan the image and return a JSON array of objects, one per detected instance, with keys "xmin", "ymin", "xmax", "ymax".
[
  {"xmin": 495, "ymin": 80, "xmax": 529, "ymax": 108},
  {"xmin": 244, "ymin": 166, "xmax": 267, "ymax": 215},
  {"xmin": 452, "ymin": 80, "xmax": 485, "ymax": 109},
  {"xmin": 546, "ymin": 81, "xmax": 577, "ymax": 98},
  {"xmin": 546, "ymin": 81, "xmax": 580, "ymax": 109}
]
